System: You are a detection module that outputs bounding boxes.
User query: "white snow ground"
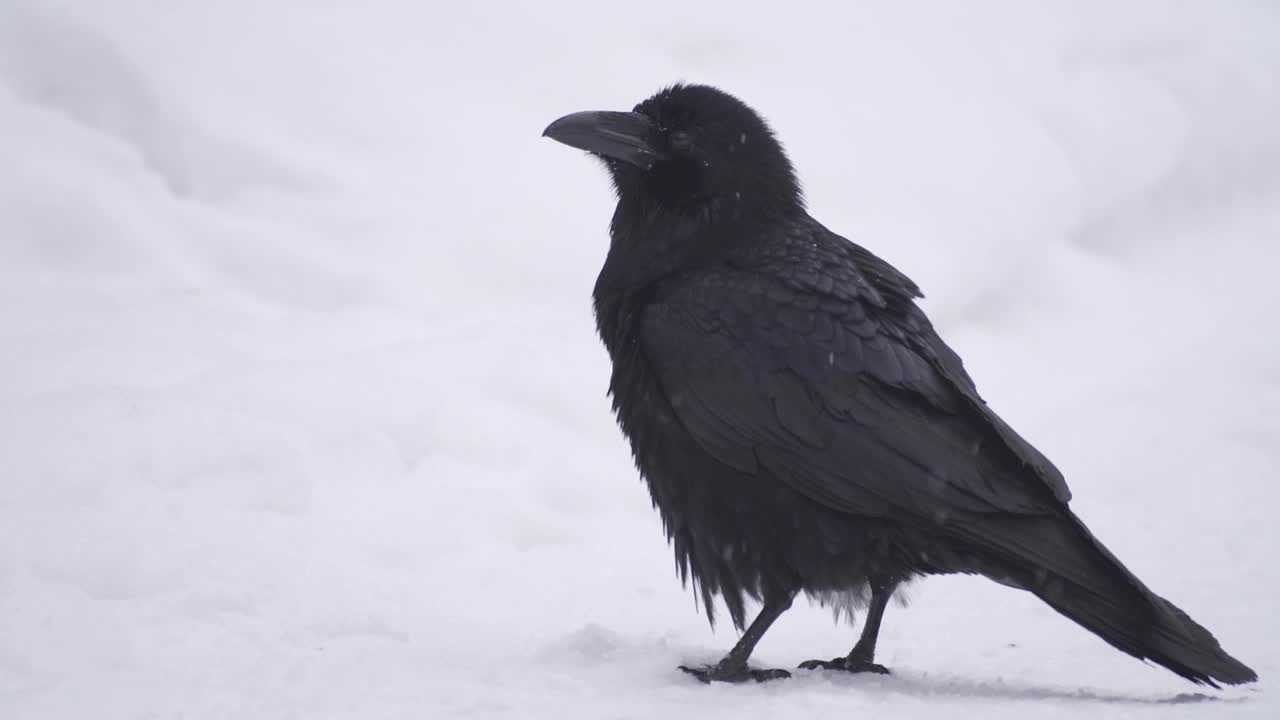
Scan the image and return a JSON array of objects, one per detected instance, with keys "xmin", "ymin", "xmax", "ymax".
[{"xmin": 1, "ymin": 1, "xmax": 1277, "ymax": 718}]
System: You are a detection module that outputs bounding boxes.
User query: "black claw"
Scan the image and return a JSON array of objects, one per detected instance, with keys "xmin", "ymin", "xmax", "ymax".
[
  {"xmin": 680, "ymin": 663, "xmax": 792, "ymax": 684},
  {"xmin": 798, "ymin": 657, "xmax": 890, "ymax": 675}
]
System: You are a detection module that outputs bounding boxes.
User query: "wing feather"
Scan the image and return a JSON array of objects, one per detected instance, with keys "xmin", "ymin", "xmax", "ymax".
[{"xmin": 643, "ymin": 245, "xmax": 1069, "ymax": 525}]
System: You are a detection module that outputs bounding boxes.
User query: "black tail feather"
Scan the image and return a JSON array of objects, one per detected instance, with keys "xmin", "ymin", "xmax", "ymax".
[{"xmin": 957, "ymin": 512, "xmax": 1257, "ymax": 686}]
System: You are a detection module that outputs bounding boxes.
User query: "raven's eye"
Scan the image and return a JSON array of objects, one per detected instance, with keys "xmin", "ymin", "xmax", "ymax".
[{"xmin": 669, "ymin": 130, "xmax": 693, "ymax": 153}]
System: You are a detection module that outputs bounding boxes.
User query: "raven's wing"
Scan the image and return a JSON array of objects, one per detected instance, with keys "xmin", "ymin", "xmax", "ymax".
[
  {"xmin": 840, "ymin": 231, "xmax": 1067, "ymax": 502},
  {"xmin": 642, "ymin": 225, "xmax": 1069, "ymax": 523}
]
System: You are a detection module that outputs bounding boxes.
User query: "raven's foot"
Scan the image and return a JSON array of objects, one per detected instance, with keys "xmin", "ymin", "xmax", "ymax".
[
  {"xmin": 797, "ymin": 656, "xmax": 890, "ymax": 674},
  {"xmin": 679, "ymin": 662, "xmax": 791, "ymax": 684}
]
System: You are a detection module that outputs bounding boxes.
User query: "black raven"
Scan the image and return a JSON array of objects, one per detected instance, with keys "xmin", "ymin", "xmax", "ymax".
[{"xmin": 543, "ymin": 84, "xmax": 1257, "ymax": 687}]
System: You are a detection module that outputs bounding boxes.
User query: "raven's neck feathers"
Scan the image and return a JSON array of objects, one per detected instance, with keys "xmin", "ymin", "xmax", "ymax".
[{"xmin": 593, "ymin": 196, "xmax": 800, "ymax": 301}]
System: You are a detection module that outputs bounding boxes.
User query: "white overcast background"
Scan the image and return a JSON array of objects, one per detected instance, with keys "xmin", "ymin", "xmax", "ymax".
[{"xmin": 1, "ymin": 1, "xmax": 1277, "ymax": 718}]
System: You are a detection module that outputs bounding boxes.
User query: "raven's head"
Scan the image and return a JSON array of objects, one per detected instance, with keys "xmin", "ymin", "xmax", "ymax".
[{"xmin": 544, "ymin": 84, "xmax": 803, "ymax": 219}]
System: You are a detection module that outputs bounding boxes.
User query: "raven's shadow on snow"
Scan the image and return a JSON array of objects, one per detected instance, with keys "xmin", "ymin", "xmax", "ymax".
[{"xmin": 790, "ymin": 670, "xmax": 1252, "ymax": 706}]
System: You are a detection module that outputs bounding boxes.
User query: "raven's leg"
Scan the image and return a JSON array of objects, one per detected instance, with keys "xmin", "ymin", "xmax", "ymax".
[
  {"xmin": 680, "ymin": 592, "xmax": 795, "ymax": 683},
  {"xmin": 799, "ymin": 577, "xmax": 896, "ymax": 674}
]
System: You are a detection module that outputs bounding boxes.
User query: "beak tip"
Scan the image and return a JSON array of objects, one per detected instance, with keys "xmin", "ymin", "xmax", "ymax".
[{"xmin": 541, "ymin": 119, "xmax": 567, "ymax": 141}]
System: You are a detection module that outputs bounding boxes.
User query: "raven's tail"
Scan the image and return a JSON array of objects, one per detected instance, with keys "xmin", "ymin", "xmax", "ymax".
[{"xmin": 960, "ymin": 513, "xmax": 1257, "ymax": 687}]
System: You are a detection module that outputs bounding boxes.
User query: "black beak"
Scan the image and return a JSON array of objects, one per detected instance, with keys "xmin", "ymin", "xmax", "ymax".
[{"xmin": 543, "ymin": 111, "xmax": 663, "ymax": 170}]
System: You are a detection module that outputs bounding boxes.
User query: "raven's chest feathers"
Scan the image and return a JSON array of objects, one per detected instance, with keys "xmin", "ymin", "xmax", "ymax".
[
  {"xmin": 594, "ymin": 281, "xmax": 776, "ymax": 626},
  {"xmin": 590, "ymin": 206, "xmax": 743, "ymax": 509}
]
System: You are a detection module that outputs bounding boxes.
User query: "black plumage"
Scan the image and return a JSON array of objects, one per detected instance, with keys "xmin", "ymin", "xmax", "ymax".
[{"xmin": 543, "ymin": 84, "xmax": 1256, "ymax": 686}]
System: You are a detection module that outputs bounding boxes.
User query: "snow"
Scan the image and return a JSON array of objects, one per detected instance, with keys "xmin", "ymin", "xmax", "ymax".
[{"xmin": 1, "ymin": 1, "xmax": 1277, "ymax": 717}]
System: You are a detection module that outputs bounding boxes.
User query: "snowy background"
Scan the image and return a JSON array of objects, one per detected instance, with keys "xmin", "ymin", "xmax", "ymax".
[{"xmin": 1, "ymin": 1, "xmax": 1277, "ymax": 718}]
